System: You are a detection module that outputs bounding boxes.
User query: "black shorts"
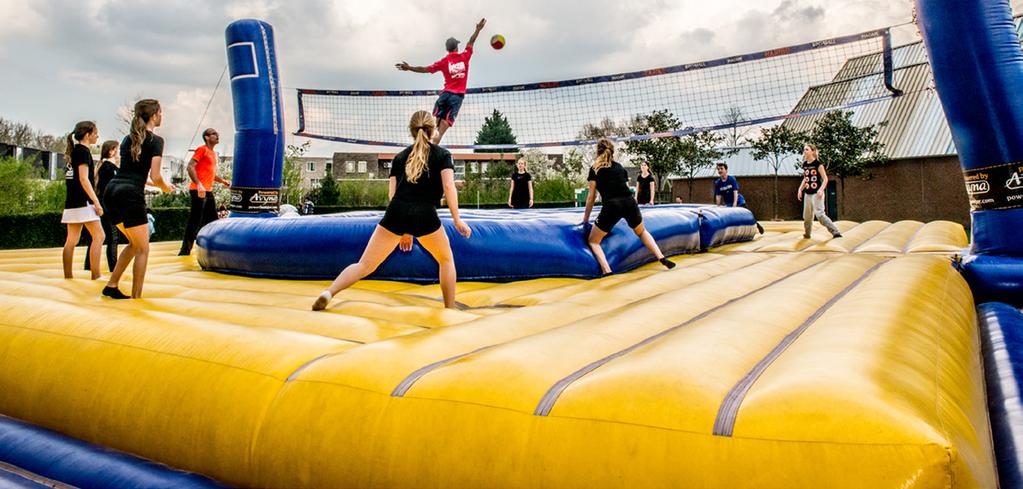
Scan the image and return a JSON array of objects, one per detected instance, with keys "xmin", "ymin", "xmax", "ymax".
[
  {"xmin": 595, "ymin": 196, "xmax": 643, "ymax": 233},
  {"xmin": 432, "ymin": 91, "xmax": 464, "ymax": 126},
  {"xmin": 379, "ymin": 199, "xmax": 442, "ymax": 237},
  {"xmin": 103, "ymin": 180, "xmax": 148, "ymax": 229}
]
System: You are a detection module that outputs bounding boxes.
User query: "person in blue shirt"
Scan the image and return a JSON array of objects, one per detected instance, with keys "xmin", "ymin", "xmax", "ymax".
[{"xmin": 713, "ymin": 162, "xmax": 764, "ymax": 234}]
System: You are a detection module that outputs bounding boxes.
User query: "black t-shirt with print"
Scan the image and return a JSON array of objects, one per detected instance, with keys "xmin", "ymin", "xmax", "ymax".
[
  {"xmin": 802, "ymin": 160, "xmax": 825, "ymax": 195},
  {"xmin": 636, "ymin": 173, "xmax": 654, "ymax": 203},
  {"xmin": 64, "ymin": 144, "xmax": 95, "ymax": 209},
  {"xmin": 389, "ymin": 143, "xmax": 455, "ymax": 204},
  {"xmin": 587, "ymin": 161, "xmax": 632, "ymax": 200}
]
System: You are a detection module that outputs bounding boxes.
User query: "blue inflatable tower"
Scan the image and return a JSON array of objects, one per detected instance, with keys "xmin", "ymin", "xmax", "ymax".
[{"xmin": 224, "ymin": 19, "xmax": 285, "ymax": 216}]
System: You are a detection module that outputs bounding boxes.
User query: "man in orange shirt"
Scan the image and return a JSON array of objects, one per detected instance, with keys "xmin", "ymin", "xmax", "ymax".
[{"xmin": 179, "ymin": 128, "xmax": 231, "ymax": 255}]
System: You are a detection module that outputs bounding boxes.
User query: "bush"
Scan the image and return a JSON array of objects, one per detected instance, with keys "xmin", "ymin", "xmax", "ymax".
[
  {"xmin": 338, "ymin": 179, "xmax": 389, "ymax": 207},
  {"xmin": 0, "ymin": 207, "xmax": 192, "ymax": 249},
  {"xmin": 149, "ymin": 191, "xmax": 192, "ymax": 208}
]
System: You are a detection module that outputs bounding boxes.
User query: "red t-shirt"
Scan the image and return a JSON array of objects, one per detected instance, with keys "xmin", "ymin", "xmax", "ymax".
[
  {"xmin": 189, "ymin": 145, "xmax": 217, "ymax": 190},
  {"xmin": 427, "ymin": 46, "xmax": 473, "ymax": 94}
]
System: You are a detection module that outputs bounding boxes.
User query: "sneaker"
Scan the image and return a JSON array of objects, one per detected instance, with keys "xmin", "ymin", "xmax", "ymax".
[
  {"xmin": 102, "ymin": 286, "xmax": 130, "ymax": 300},
  {"xmin": 756, "ymin": 223, "xmax": 765, "ymax": 234},
  {"xmin": 312, "ymin": 291, "xmax": 332, "ymax": 311},
  {"xmin": 803, "ymin": 233, "xmax": 812, "ymax": 239},
  {"xmin": 601, "ymin": 271, "xmax": 614, "ymax": 278},
  {"xmin": 660, "ymin": 258, "xmax": 676, "ymax": 270},
  {"xmin": 831, "ymin": 232, "xmax": 843, "ymax": 239}
]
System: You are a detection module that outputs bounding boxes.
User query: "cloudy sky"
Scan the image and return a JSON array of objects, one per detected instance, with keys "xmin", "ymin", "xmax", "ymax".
[{"xmin": 1, "ymin": 0, "xmax": 1020, "ymax": 159}]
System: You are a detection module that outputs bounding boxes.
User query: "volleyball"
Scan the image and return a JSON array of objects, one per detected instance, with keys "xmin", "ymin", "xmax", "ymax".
[{"xmin": 490, "ymin": 34, "xmax": 505, "ymax": 50}]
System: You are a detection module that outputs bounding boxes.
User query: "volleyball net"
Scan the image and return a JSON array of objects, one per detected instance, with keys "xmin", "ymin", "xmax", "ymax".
[{"xmin": 295, "ymin": 28, "xmax": 909, "ymax": 150}]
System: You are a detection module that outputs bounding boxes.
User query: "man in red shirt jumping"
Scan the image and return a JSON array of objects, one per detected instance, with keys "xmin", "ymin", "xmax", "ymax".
[{"xmin": 395, "ymin": 18, "xmax": 486, "ymax": 145}]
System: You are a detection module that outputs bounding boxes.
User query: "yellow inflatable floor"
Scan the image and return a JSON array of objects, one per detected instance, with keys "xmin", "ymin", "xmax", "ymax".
[{"xmin": 0, "ymin": 220, "xmax": 996, "ymax": 488}]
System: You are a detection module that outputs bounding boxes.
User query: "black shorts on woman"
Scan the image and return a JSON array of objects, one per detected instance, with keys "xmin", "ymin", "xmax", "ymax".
[
  {"xmin": 104, "ymin": 132, "xmax": 163, "ymax": 229},
  {"xmin": 379, "ymin": 143, "xmax": 454, "ymax": 237},
  {"xmin": 588, "ymin": 161, "xmax": 643, "ymax": 233}
]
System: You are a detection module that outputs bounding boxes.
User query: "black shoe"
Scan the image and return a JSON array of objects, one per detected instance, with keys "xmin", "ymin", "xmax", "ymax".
[
  {"xmin": 756, "ymin": 223, "xmax": 765, "ymax": 234},
  {"xmin": 178, "ymin": 250, "xmax": 191, "ymax": 256},
  {"xmin": 102, "ymin": 286, "xmax": 130, "ymax": 299},
  {"xmin": 831, "ymin": 232, "xmax": 843, "ymax": 239},
  {"xmin": 803, "ymin": 233, "xmax": 812, "ymax": 239},
  {"xmin": 601, "ymin": 271, "xmax": 614, "ymax": 278},
  {"xmin": 660, "ymin": 258, "xmax": 676, "ymax": 270}
]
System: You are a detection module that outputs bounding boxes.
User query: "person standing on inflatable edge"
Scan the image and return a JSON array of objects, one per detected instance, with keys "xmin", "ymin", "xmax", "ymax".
[
  {"xmin": 714, "ymin": 162, "xmax": 764, "ymax": 234},
  {"xmin": 395, "ymin": 18, "xmax": 486, "ymax": 145},
  {"xmin": 179, "ymin": 128, "xmax": 230, "ymax": 256}
]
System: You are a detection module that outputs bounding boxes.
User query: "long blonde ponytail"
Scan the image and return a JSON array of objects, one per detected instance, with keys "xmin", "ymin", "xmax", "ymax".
[
  {"xmin": 129, "ymin": 99, "xmax": 160, "ymax": 161},
  {"xmin": 593, "ymin": 138, "xmax": 614, "ymax": 172},
  {"xmin": 406, "ymin": 110, "xmax": 436, "ymax": 183}
]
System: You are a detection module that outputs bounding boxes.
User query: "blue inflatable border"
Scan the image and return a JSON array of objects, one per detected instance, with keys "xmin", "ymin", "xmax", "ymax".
[
  {"xmin": 978, "ymin": 302, "xmax": 1023, "ymax": 489},
  {"xmin": 197, "ymin": 205, "xmax": 756, "ymax": 282},
  {"xmin": 0, "ymin": 415, "xmax": 229, "ymax": 489}
]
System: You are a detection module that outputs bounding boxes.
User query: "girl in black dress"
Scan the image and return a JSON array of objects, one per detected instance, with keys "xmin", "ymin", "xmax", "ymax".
[
  {"xmin": 85, "ymin": 140, "xmax": 120, "ymax": 272},
  {"xmin": 61, "ymin": 121, "xmax": 105, "ymax": 280},
  {"xmin": 635, "ymin": 160, "xmax": 655, "ymax": 205},
  {"xmin": 581, "ymin": 138, "xmax": 675, "ymax": 276},
  {"xmin": 507, "ymin": 158, "xmax": 533, "ymax": 208},
  {"xmin": 101, "ymin": 99, "xmax": 174, "ymax": 299},
  {"xmin": 313, "ymin": 110, "xmax": 472, "ymax": 310}
]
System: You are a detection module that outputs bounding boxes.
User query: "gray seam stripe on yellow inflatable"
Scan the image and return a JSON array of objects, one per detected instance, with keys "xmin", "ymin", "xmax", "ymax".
[
  {"xmin": 533, "ymin": 258, "xmax": 824, "ymax": 417},
  {"xmin": 901, "ymin": 222, "xmax": 927, "ymax": 254},
  {"xmin": 848, "ymin": 222, "xmax": 896, "ymax": 254},
  {"xmin": 712, "ymin": 258, "xmax": 890, "ymax": 437},
  {"xmin": 286, "ymin": 353, "xmax": 337, "ymax": 382},
  {"xmin": 392, "ymin": 255, "xmax": 766, "ymax": 398}
]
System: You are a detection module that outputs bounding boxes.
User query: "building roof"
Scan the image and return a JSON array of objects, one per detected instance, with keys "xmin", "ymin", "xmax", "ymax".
[{"xmin": 781, "ymin": 16, "xmax": 1023, "ymax": 160}]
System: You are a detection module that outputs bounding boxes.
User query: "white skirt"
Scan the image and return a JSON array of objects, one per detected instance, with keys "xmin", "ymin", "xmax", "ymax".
[{"xmin": 61, "ymin": 204, "xmax": 100, "ymax": 224}]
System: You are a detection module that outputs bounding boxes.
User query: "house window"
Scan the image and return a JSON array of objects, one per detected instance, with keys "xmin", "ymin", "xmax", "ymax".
[
  {"xmin": 310, "ymin": 178, "xmax": 320, "ymax": 187},
  {"xmin": 481, "ymin": 162, "xmax": 489, "ymax": 173},
  {"xmin": 358, "ymin": 161, "xmax": 367, "ymax": 173},
  {"xmin": 325, "ymin": 162, "xmax": 333, "ymax": 174},
  {"xmin": 346, "ymin": 161, "xmax": 356, "ymax": 173},
  {"xmin": 307, "ymin": 162, "xmax": 315, "ymax": 172}
]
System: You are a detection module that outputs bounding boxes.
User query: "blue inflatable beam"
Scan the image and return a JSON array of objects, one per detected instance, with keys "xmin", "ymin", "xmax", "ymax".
[
  {"xmin": 979, "ymin": 302, "xmax": 1023, "ymax": 489},
  {"xmin": 0, "ymin": 415, "xmax": 229, "ymax": 489},
  {"xmin": 915, "ymin": 0, "xmax": 1023, "ymax": 305},
  {"xmin": 197, "ymin": 205, "xmax": 756, "ymax": 282},
  {"xmin": 225, "ymin": 19, "xmax": 284, "ymax": 216}
]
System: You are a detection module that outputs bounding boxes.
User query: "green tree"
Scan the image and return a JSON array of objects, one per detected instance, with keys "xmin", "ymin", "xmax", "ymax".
[
  {"xmin": 809, "ymin": 111, "xmax": 888, "ymax": 214},
  {"xmin": 750, "ymin": 125, "xmax": 805, "ymax": 219},
  {"xmin": 625, "ymin": 110, "xmax": 686, "ymax": 195},
  {"xmin": 556, "ymin": 148, "xmax": 587, "ymax": 180},
  {"xmin": 317, "ymin": 168, "xmax": 341, "ymax": 206},
  {"xmin": 0, "ymin": 157, "xmax": 37, "ymax": 214},
  {"xmin": 474, "ymin": 109, "xmax": 518, "ymax": 154},
  {"xmin": 281, "ymin": 141, "xmax": 310, "ymax": 205},
  {"xmin": 677, "ymin": 130, "xmax": 728, "ymax": 202}
]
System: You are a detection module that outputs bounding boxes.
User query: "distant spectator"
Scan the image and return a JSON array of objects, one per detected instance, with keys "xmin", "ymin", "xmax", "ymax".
[{"xmin": 303, "ymin": 198, "xmax": 315, "ymax": 215}]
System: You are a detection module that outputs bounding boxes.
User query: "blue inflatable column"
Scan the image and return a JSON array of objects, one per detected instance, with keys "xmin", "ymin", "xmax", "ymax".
[
  {"xmin": 915, "ymin": 0, "xmax": 1023, "ymax": 304},
  {"xmin": 224, "ymin": 19, "xmax": 285, "ymax": 216}
]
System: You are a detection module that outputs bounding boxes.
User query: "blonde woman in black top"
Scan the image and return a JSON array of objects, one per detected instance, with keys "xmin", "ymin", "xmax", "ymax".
[
  {"xmin": 313, "ymin": 111, "xmax": 472, "ymax": 310},
  {"xmin": 507, "ymin": 158, "xmax": 533, "ymax": 208},
  {"xmin": 582, "ymin": 138, "xmax": 675, "ymax": 276},
  {"xmin": 61, "ymin": 121, "xmax": 105, "ymax": 280}
]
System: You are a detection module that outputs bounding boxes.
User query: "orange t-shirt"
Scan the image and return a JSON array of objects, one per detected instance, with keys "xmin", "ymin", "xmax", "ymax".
[{"xmin": 189, "ymin": 145, "xmax": 217, "ymax": 190}]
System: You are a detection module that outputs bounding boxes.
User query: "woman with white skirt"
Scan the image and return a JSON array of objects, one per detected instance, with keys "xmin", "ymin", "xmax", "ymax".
[{"xmin": 62, "ymin": 121, "xmax": 105, "ymax": 280}]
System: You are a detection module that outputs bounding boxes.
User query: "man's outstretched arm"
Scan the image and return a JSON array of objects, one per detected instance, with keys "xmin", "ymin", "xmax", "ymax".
[
  {"xmin": 466, "ymin": 18, "xmax": 486, "ymax": 49},
  {"xmin": 395, "ymin": 61, "xmax": 431, "ymax": 73}
]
